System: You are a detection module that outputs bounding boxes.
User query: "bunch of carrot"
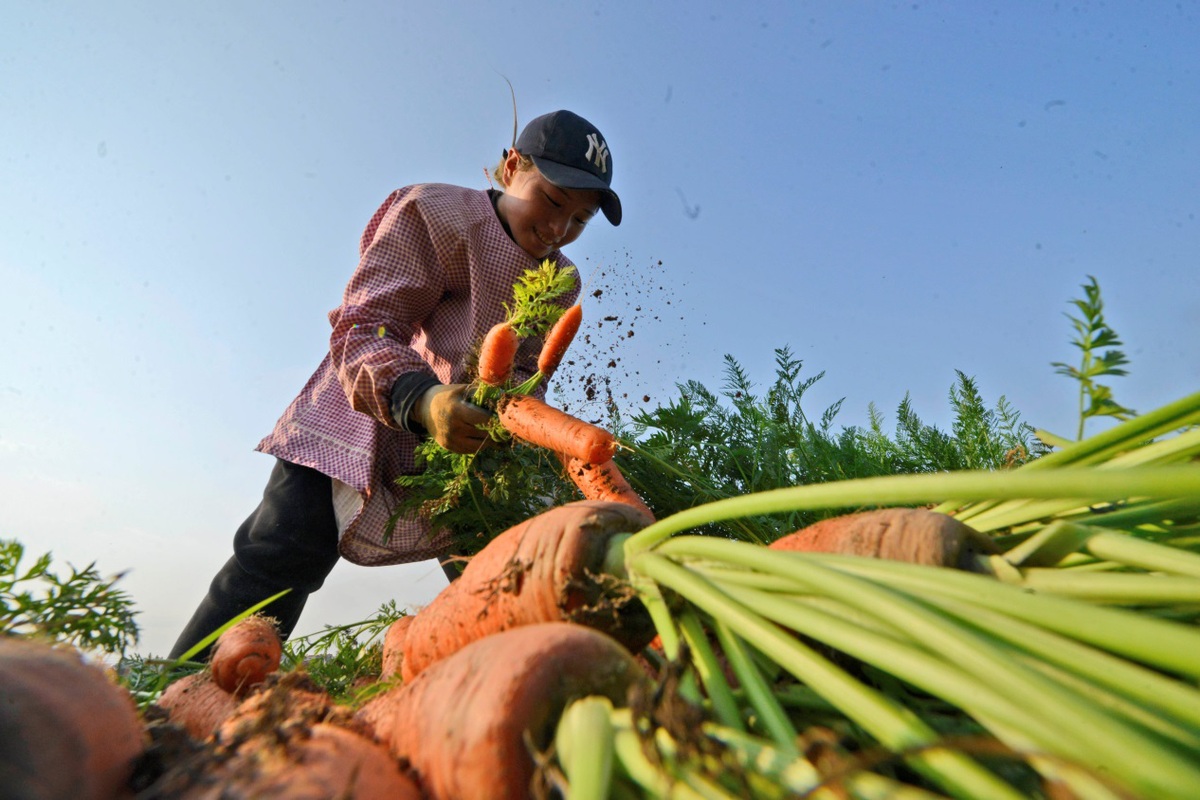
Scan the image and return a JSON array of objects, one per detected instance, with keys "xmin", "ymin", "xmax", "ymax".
[{"xmin": 463, "ymin": 259, "xmax": 654, "ymax": 521}]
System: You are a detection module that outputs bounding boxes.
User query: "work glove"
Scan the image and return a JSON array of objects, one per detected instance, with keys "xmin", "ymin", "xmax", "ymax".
[{"xmin": 412, "ymin": 383, "xmax": 494, "ymax": 454}]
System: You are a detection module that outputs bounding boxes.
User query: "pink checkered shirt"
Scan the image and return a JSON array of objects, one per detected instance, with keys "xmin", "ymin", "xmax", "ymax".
[{"xmin": 257, "ymin": 184, "xmax": 577, "ymax": 566}]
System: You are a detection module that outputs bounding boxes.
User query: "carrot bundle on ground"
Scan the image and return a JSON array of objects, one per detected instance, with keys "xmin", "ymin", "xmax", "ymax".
[
  {"xmin": 537, "ymin": 302, "xmax": 582, "ymax": 377},
  {"xmin": 561, "ymin": 453, "xmax": 655, "ymax": 522},
  {"xmin": 477, "ymin": 321, "xmax": 520, "ymax": 386},
  {"xmin": 400, "ymin": 500, "xmax": 655, "ymax": 682},
  {"xmin": 210, "ymin": 614, "xmax": 283, "ymax": 697},
  {"xmin": 1, "ymin": 636, "xmax": 145, "ymax": 800},
  {"xmin": 769, "ymin": 507, "xmax": 995, "ymax": 569},
  {"xmin": 358, "ymin": 622, "xmax": 649, "ymax": 800},
  {"xmin": 497, "ymin": 393, "xmax": 618, "ymax": 465}
]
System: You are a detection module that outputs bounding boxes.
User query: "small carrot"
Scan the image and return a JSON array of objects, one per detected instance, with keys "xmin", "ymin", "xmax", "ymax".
[
  {"xmin": 497, "ymin": 393, "xmax": 617, "ymax": 465},
  {"xmin": 210, "ymin": 614, "xmax": 283, "ymax": 697},
  {"xmin": 769, "ymin": 508, "xmax": 995, "ymax": 569},
  {"xmin": 477, "ymin": 321, "xmax": 519, "ymax": 386},
  {"xmin": 537, "ymin": 302, "xmax": 582, "ymax": 377},
  {"xmin": 561, "ymin": 453, "xmax": 654, "ymax": 522}
]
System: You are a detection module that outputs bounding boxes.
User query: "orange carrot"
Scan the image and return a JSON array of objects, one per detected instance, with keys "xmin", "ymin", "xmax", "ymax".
[
  {"xmin": 477, "ymin": 321, "xmax": 519, "ymax": 385},
  {"xmin": 358, "ymin": 622, "xmax": 649, "ymax": 800},
  {"xmin": 380, "ymin": 615, "xmax": 414, "ymax": 680},
  {"xmin": 769, "ymin": 508, "xmax": 995, "ymax": 569},
  {"xmin": 561, "ymin": 453, "xmax": 654, "ymax": 522},
  {"xmin": 0, "ymin": 637, "xmax": 145, "ymax": 800},
  {"xmin": 537, "ymin": 302, "xmax": 582, "ymax": 376},
  {"xmin": 154, "ymin": 672, "xmax": 422, "ymax": 799},
  {"xmin": 497, "ymin": 393, "xmax": 617, "ymax": 465},
  {"xmin": 210, "ymin": 614, "xmax": 283, "ymax": 697},
  {"xmin": 157, "ymin": 670, "xmax": 241, "ymax": 741},
  {"xmin": 400, "ymin": 500, "xmax": 655, "ymax": 682}
]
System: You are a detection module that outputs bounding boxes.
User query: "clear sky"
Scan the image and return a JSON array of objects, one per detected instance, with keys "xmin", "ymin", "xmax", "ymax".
[{"xmin": 3, "ymin": 2, "xmax": 1197, "ymax": 657}]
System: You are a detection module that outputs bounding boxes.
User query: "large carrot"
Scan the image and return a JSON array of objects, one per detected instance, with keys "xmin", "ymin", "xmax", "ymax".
[
  {"xmin": 769, "ymin": 507, "xmax": 995, "ymax": 569},
  {"xmin": 537, "ymin": 302, "xmax": 582, "ymax": 377},
  {"xmin": 1, "ymin": 637, "xmax": 145, "ymax": 800},
  {"xmin": 401, "ymin": 500, "xmax": 655, "ymax": 682},
  {"xmin": 477, "ymin": 321, "xmax": 519, "ymax": 386},
  {"xmin": 157, "ymin": 670, "xmax": 241, "ymax": 741},
  {"xmin": 561, "ymin": 453, "xmax": 654, "ymax": 523},
  {"xmin": 497, "ymin": 393, "xmax": 617, "ymax": 465},
  {"xmin": 210, "ymin": 614, "xmax": 283, "ymax": 697},
  {"xmin": 358, "ymin": 622, "xmax": 649, "ymax": 800}
]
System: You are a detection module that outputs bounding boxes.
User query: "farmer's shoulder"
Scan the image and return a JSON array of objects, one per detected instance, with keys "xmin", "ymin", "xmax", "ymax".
[{"xmin": 390, "ymin": 183, "xmax": 491, "ymax": 224}]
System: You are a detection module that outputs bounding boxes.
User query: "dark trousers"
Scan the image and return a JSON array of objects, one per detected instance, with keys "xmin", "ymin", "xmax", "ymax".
[{"xmin": 167, "ymin": 459, "xmax": 341, "ymax": 661}]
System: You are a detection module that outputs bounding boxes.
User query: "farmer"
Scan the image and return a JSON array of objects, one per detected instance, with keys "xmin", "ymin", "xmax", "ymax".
[{"xmin": 168, "ymin": 110, "xmax": 621, "ymax": 660}]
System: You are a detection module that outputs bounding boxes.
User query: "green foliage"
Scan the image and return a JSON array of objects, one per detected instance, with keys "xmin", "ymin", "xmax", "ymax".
[
  {"xmin": 617, "ymin": 347, "xmax": 1046, "ymax": 543},
  {"xmin": 1051, "ymin": 275, "xmax": 1135, "ymax": 440},
  {"xmin": 0, "ymin": 538, "xmax": 139, "ymax": 656},
  {"xmin": 393, "ymin": 438, "xmax": 576, "ymax": 563},
  {"xmin": 281, "ymin": 600, "xmax": 405, "ymax": 702},
  {"xmin": 505, "ymin": 259, "xmax": 577, "ymax": 339}
]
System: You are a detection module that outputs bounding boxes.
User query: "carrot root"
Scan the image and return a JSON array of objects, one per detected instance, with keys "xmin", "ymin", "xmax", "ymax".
[
  {"xmin": 359, "ymin": 622, "xmax": 649, "ymax": 800},
  {"xmin": 497, "ymin": 393, "xmax": 617, "ymax": 465},
  {"xmin": 562, "ymin": 454, "xmax": 654, "ymax": 522},
  {"xmin": 769, "ymin": 507, "xmax": 994, "ymax": 569},
  {"xmin": 210, "ymin": 614, "xmax": 283, "ymax": 697},
  {"xmin": 537, "ymin": 302, "xmax": 582, "ymax": 377},
  {"xmin": 0, "ymin": 637, "xmax": 145, "ymax": 800},
  {"xmin": 401, "ymin": 500, "xmax": 655, "ymax": 682},
  {"xmin": 477, "ymin": 321, "xmax": 520, "ymax": 386}
]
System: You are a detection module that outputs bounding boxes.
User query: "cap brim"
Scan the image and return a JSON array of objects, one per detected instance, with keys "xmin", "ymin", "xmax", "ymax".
[{"xmin": 530, "ymin": 156, "xmax": 622, "ymax": 226}]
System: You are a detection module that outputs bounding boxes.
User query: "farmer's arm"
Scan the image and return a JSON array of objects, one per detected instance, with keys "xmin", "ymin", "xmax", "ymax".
[{"xmin": 329, "ymin": 191, "xmax": 446, "ymax": 427}]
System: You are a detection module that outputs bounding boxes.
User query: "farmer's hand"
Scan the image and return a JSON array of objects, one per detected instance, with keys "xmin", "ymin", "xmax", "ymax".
[{"xmin": 413, "ymin": 383, "xmax": 494, "ymax": 453}]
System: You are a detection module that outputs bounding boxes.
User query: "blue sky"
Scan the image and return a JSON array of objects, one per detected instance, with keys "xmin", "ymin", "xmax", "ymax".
[{"xmin": 3, "ymin": 2, "xmax": 1197, "ymax": 657}]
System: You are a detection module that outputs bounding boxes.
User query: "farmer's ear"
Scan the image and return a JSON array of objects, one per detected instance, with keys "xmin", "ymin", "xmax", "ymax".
[{"xmin": 502, "ymin": 148, "xmax": 523, "ymax": 184}]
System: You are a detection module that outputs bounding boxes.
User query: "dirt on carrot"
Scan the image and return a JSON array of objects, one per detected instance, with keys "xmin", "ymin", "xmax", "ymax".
[
  {"xmin": 400, "ymin": 500, "xmax": 656, "ymax": 682},
  {"xmin": 156, "ymin": 670, "xmax": 241, "ymax": 742},
  {"xmin": 561, "ymin": 453, "xmax": 654, "ymax": 522}
]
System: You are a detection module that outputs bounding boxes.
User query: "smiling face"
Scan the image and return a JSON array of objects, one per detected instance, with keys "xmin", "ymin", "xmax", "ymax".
[{"xmin": 495, "ymin": 149, "xmax": 602, "ymax": 259}]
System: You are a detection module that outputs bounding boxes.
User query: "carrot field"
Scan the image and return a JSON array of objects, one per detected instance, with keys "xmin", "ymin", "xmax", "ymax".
[{"xmin": 4, "ymin": 276, "xmax": 1200, "ymax": 799}]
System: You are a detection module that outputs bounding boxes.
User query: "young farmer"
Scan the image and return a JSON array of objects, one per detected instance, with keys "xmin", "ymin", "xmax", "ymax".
[{"xmin": 169, "ymin": 110, "xmax": 621, "ymax": 659}]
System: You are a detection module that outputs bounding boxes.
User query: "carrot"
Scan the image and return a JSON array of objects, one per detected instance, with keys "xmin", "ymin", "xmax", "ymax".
[
  {"xmin": 537, "ymin": 302, "xmax": 582, "ymax": 377},
  {"xmin": 497, "ymin": 393, "xmax": 617, "ymax": 465},
  {"xmin": 561, "ymin": 452, "xmax": 655, "ymax": 522},
  {"xmin": 477, "ymin": 321, "xmax": 520, "ymax": 385},
  {"xmin": 0, "ymin": 637, "xmax": 145, "ymax": 800},
  {"xmin": 358, "ymin": 622, "xmax": 649, "ymax": 800},
  {"xmin": 152, "ymin": 673, "xmax": 422, "ymax": 799},
  {"xmin": 400, "ymin": 500, "xmax": 655, "ymax": 682},
  {"xmin": 210, "ymin": 614, "xmax": 283, "ymax": 697},
  {"xmin": 380, "ymin": 614, "xmax": 414, "ymax": 680},
  {"xmin": 769, "ymin": 508, "xmax": 996, "ymax": 569},
  {"xmin": 177, "ymin": 722, "xmax": 423, "ymax": 800},
  {"xmin": 157, "ymin": 670, "xmax": 241, "ymax": 741}
]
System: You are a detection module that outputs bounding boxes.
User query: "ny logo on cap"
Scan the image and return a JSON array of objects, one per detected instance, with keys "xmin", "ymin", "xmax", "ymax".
[{"xmin": 584, "ymin": 133, "xmax": 609, "ymax": 174}]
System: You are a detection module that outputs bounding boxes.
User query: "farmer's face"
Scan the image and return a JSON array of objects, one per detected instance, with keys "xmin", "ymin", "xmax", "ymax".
[{"xmin": 498, "ymin": 150, "xmax": 601, "ymax": 259}]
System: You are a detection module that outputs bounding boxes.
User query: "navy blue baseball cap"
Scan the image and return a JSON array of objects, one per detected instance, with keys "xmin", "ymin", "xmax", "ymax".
[{"xmin": 515, "ymin": 110, "xmax": 622, "ymax": 226}]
